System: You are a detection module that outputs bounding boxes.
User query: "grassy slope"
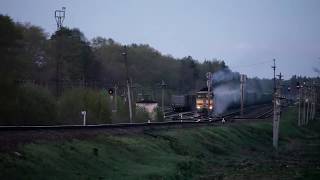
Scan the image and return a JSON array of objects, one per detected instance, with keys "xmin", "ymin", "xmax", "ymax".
[{"xmin": 0, "ymin": 107, "xmax": 319, "ymax": 180}]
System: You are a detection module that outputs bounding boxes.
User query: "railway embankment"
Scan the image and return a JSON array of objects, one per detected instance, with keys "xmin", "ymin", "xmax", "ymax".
[{"xmin": 0, "ymin": 107, "xmax": 319, "ymax": 179}]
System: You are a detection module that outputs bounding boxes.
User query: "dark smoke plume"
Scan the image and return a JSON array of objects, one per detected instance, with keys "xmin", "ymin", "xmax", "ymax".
[{"xmin": 211, "ymin": 68, "xmax": 272, "ymax": 115}]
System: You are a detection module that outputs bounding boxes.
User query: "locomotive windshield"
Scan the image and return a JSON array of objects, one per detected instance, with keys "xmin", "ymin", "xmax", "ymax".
[{"xmin": 196, "ymin": 92, "xmax": 213, "ymax": 98}]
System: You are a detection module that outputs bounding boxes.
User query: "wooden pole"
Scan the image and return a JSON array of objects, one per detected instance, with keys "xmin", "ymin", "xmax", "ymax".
[
  {"xmin": 240, "ymin": 74, "xmax": 246, "ymax": 116},
  {"xmin": 306, "ymin": 86, "xmax": 310, "ymax": 125},
  {"xmin": 304, "ymin": 86, "xmax": 307, "ymax": 125},
  {"xmin": 298, "ymin": 85, "xmax": 301, "ymax": 126}
]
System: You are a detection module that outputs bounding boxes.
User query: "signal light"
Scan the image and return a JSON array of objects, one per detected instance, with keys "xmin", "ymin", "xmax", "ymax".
[
  {"xmin": 296, "ymin": 82, "xmax": 301, "ymax": 89},
  {"xmin": 108, "ymin": 88, "xmax": 114, "ymax": 95}
]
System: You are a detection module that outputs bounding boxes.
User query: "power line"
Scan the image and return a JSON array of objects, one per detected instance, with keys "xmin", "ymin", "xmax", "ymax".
[{"xmin": 229, "ymin": 59, "xmax": 273, "ymax": 69}]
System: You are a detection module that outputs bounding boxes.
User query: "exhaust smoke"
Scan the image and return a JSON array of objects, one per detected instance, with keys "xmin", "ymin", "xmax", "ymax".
[{"xmin": 211, "ymin": 68, "xmax": 272, "ymax": 115}]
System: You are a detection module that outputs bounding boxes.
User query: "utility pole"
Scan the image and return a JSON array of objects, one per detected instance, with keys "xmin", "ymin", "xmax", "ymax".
[
  {"xmin": 306, "ymin": 83, "xmax": 310, "ymax": 125},
  {"xmin": 122, "ymin": 46, "xmax": 133, "ymax": 123},
  {"xmin": 311, "ymin": 84, "xmax": 314, "ymax": 119},
  {"xmin": 130, "ymin": 79, "xmax": 136, "ymax": 107},
  {"xmin": 272, "ymin": 59, "xmax": 276, "ymax": 93},
  {"xmin": 311, "ymin": 82, "xmax": 316, "ymax": 120},
  {"xmin": 273, "ymin": 72, "xmax": 283, "ymax": 150},
  {"xmin": 303, "ymin": 82, "xmax": 306, "ymax": 125},
  {"xmin": 206, "ymin": 72, "xmax": 212, "ymax": 115},
  {"xmin": 160, "ymin": 80, "xmax": 167, "ymax": 111},
  {"xmin": 297, "ymin": 81, "xmax": 302, "ymax": 126},
  {"xmin": 311, "ymin": 82, "xmax": 314, "ymax": 121},
  {"xmin": 240, "ymin": 74, "xmax": 247, "ymax": 116},
  {"xmin": 316, "ymin": 83, "xmax": 318, "ymax": 118},
  {"xmin": 315, "ymin": 83, "xmax": 319, "ymax": 119}
]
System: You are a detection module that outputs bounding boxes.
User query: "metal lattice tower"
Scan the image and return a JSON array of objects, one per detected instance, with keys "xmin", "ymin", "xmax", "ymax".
[
  {"xmin": 55, "ymin": 7, "xmax": 66, "ymax": 30},
  {"xmin": 54, "ymin": 7, "xmax": 66, "ymax": 97}
]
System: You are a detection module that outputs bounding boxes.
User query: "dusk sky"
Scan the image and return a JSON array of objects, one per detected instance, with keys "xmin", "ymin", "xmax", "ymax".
[{"xmin": 1, "ymin": 0, "xmax": 319, "ymax": 79}]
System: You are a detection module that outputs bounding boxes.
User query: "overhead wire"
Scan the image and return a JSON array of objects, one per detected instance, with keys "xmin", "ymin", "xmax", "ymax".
[{"xmin": 228, "ymin": 59, "xmax": 273, "ymax": 69}]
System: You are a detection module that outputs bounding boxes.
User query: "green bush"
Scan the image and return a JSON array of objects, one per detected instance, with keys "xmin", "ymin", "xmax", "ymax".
[
  {"xmin": 0, "ymin": 87, "xmax": 20, "ymax": 125},
  {"xmin": 16, "ymin": 84, "xmax": 56, "ymax": 125},
  {"xmin": 156, "ymin": 107, "xmax": 164, "ymax": 122},
  {"xmin": 134, "ymin": 107, "xmax": 150, "ymax": 123},
  {"xmin": 112, "ymin": 96, "xmax": 130, "ymax": 123},
  {"xmin": 57, "ymin": 88, "xmax": 111, "ymax": 125}
]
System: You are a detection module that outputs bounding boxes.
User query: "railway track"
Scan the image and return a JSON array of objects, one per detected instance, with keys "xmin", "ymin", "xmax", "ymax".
[
  {"xmin": 164, "ymin": 103, "xmax": 273, "ymax": 120},
  {"xmin": 0, "ymin": 104, "xmax": 277, "ymax": 152},
  {"xmin": 0, "ymin": 103, "xmax": 274, "ymax": 131}
]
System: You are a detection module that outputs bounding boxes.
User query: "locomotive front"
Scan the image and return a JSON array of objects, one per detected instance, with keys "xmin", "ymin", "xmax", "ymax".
[{"xmin": 196, "ymin": 88, "xmax": 214, "ymax": 113}]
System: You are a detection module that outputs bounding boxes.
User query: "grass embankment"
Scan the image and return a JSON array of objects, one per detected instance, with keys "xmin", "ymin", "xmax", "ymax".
[{"xmin": 0, "ymin": 107, "xmax": 319, "ymax": 180}]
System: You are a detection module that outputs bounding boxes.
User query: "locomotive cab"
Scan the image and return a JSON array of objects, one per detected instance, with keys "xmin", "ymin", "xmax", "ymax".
[{"xmin": 196, "ymin": 88, "xmax": 214, "ymax": 113}]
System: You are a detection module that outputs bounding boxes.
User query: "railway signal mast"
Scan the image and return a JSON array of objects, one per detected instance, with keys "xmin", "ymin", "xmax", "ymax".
[
  {"xmin": 113, "ymin": 85, "xmax": 118, "ymax": 113},
  {"xmin": 109, "ymin": 85, "xmax": 118, "ymax": 113}
]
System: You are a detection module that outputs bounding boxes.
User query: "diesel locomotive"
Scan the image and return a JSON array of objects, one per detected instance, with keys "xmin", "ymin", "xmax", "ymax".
[
  {"xmin": 171, "ymin": 87, "xmax": 272, "ymax": 114},
  {"xmin": 171, "ymin": 87, "xmax": 214, "ymax": 113}
]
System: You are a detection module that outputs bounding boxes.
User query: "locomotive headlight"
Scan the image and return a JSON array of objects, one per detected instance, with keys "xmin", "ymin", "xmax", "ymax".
[
  {"xmin": 197, "ymin": 106, "xmax": 201, "ymax": 109},
  {"xmin": 209, "ymin": 106, "xmax": 213, "ymax": 110}
]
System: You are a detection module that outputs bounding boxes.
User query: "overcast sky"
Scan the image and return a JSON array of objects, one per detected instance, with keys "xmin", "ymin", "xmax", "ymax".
[{"xmin": 1, "ymin": 0, "xmax": 319, "ymax": 79}]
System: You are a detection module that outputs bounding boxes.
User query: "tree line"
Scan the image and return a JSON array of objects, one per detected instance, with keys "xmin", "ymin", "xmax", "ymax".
[
  {"xmin": 2, "ymin": 15, "xmax": 227, "ymax": 94},
  {"xmin": 1, "ymin": 14, "xmax": 281, "ymax": 125}
]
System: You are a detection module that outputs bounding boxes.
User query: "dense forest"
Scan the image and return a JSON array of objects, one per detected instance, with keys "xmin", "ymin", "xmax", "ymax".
[
  {"xmin": 2, "ymin": 15, "xmax": 227, "ymax": 94},
  {"xmin": 0, "ymin": 14, "xmax": 230, "ymax": 125}
]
